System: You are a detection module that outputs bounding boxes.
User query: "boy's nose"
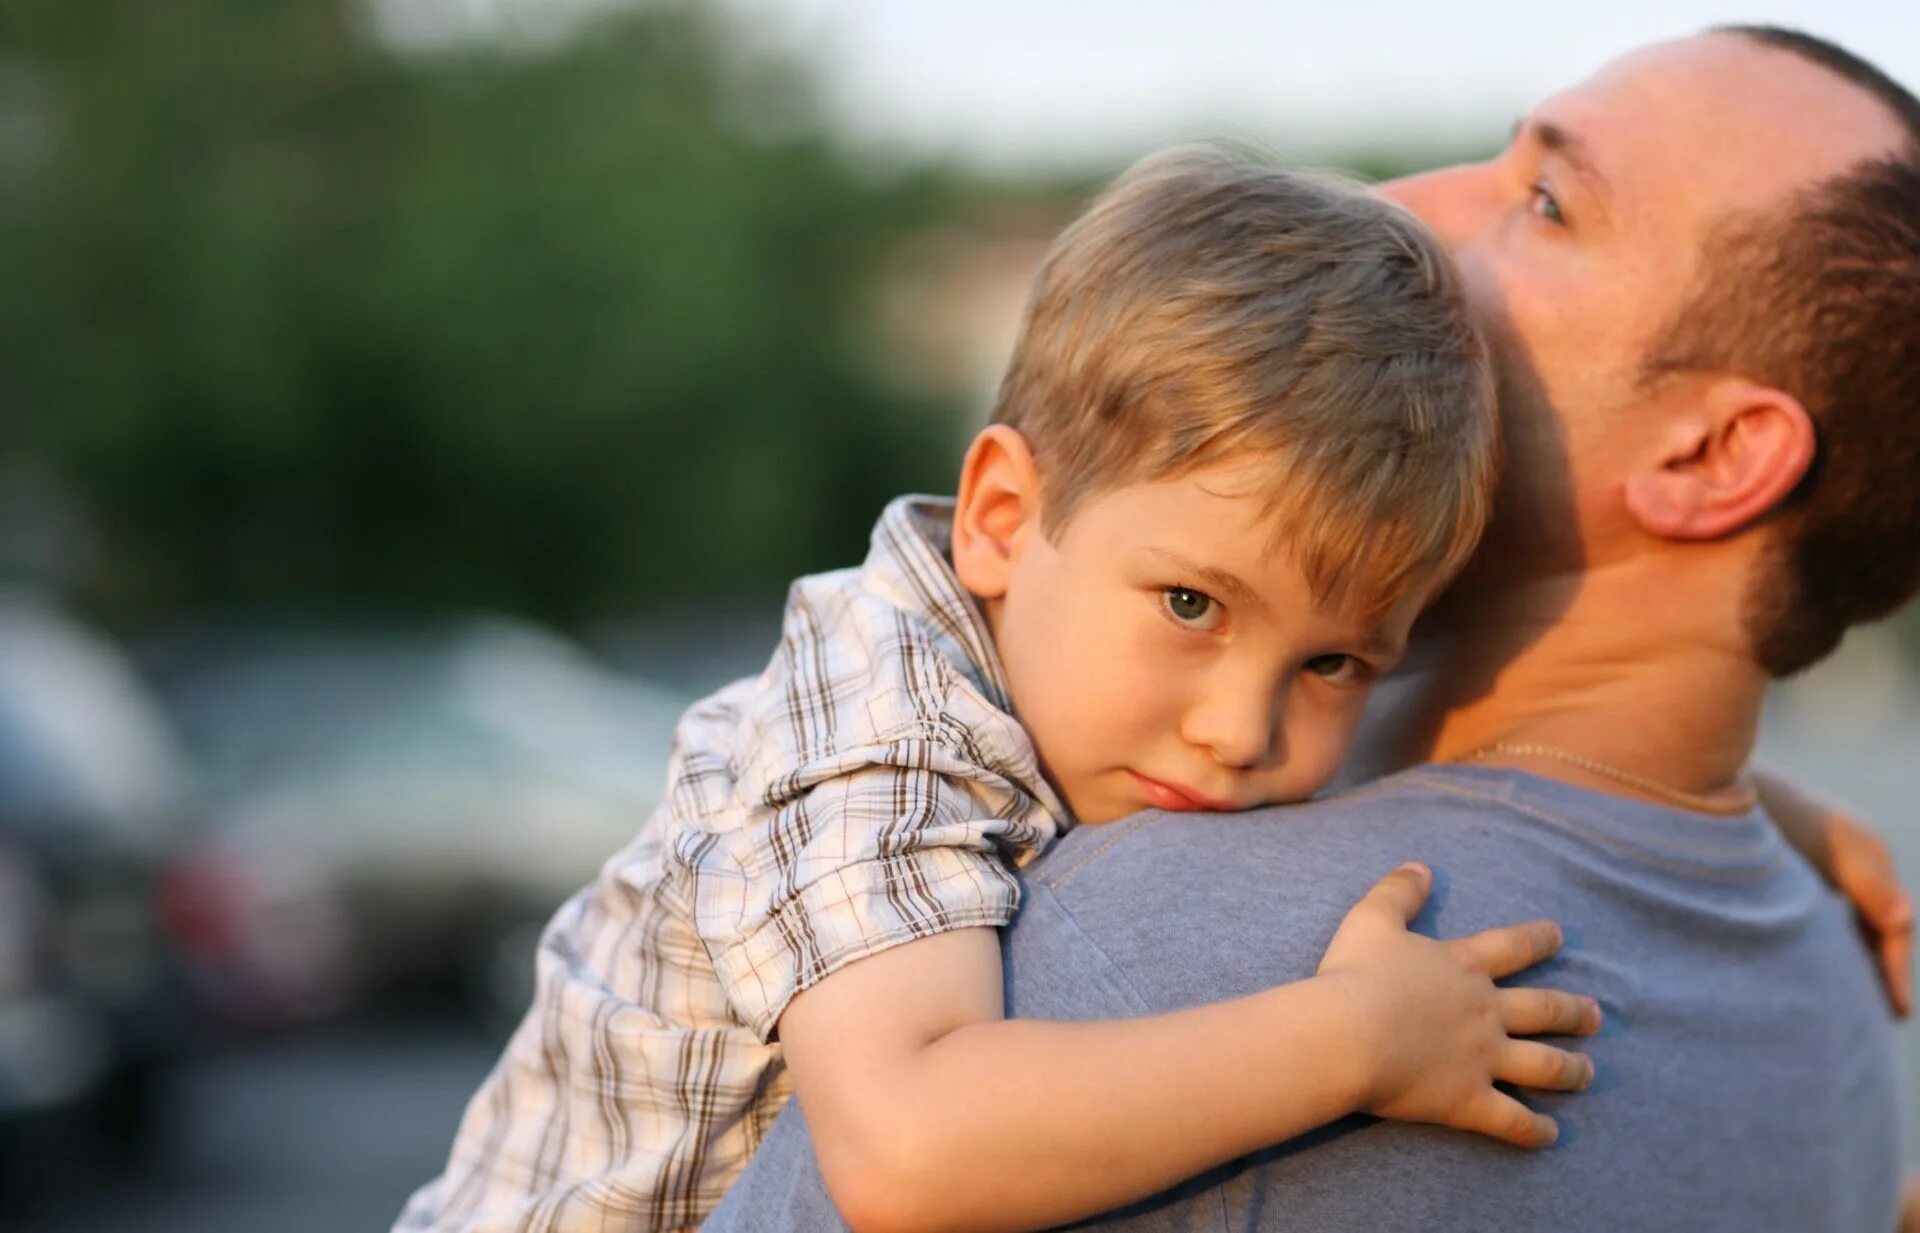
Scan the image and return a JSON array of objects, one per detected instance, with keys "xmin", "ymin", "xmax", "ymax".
[{"xmin": 1183, "ymin": 692, "xmax": 1281, "ymax": 770}]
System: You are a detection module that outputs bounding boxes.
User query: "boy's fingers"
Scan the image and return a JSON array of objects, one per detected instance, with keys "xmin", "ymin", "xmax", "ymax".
[
  {"xmin": 1461, "ymin": 1090, "xmax": 1559, "ymax": 1150},
  {"xmin": 1351, "ymin": 862, "xmax": 1433, "ymax": 926},
  {"xmin": 1499, "ymin": 988, "xmax": 1602, "ymax": 1037},
  {"xmin": 1862, "ymin": 887, "xmax": 1914, "ymax": 1019},
  {"xmin": 1898, "ymin": 1172, "xmax": 1920, "ymax": 1233},
  {"xmin": 1880, "ymin": 915, "xmax": 1913, "ymax": 1019},
  {"xmin": 1496, "ymin": 1040, "xmax": 1594, "ymax": 1092},
  {"xmin": 1455, "ymin": 919, "xmax": 1563, "ymax": 978},
  {"xmin": 1828, "ymin": 816, "xmax": 1914, "ymax": 1016}
]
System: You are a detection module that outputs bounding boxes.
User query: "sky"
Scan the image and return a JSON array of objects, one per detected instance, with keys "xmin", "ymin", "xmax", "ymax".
[
  {"xmin": 371, "ymin": 0, "xmax": 1920, "ymax": 169},
  {"xmin": 722, "ymin": 0, "xmax": 1920, "ymax": 169}
]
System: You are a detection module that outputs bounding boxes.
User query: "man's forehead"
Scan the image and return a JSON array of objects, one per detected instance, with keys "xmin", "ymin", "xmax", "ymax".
[{"xmin": 1533, "ymin": 33, "xmax": 1906, "ymax": 221}]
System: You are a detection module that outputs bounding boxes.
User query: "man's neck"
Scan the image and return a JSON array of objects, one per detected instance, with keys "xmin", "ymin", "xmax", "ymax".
[{"xmin": 1374, "ymin": 555, "xmax": 1768, "ymax": 802}]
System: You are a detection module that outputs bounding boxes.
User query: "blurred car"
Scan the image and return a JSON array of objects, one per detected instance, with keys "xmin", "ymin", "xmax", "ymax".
[
  {"xmin": 0, "ymin": 594, "xmax": 196, "ymax": 1169},
  {"xmin": 151, "ymin": 617, "xmax": 685, "ymax": 1032},
  {"xmin": 154, "ymin": 821, "xmax": 355, "ymax": 1030}
]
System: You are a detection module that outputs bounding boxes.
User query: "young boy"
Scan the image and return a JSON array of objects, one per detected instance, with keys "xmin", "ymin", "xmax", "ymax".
[{"xmin": 403, "ymin": 150, "xmax": 1615, "ymax": 1231}]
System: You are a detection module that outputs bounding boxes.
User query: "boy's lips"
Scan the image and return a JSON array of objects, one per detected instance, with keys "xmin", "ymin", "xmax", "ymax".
[{"xmin": 1126, "ymin": 770, "xmax": 1237, "ymax": 813}]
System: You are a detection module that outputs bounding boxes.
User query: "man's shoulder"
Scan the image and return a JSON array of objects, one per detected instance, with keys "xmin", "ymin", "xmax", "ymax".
[
  {"xmin": 1005, "ymin": 764, "xmax": 1809, "ymax": 1018},
  {"xmin": 1005, "ymin": 768, "xmax": 1542, "ymax": 1017},
  {"xmin": 1022, "ymin": 762, "xmax": 1790, "ymax": 910},
  {"xmin": 1026, "ymin": 766, "xmax": 1529, "ymax": 917}
]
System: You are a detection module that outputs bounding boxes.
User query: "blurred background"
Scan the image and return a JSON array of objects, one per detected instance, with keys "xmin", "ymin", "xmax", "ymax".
[{"xmin": 2, "ymin": 1, "xmax": 1916, "ymax": 1229}]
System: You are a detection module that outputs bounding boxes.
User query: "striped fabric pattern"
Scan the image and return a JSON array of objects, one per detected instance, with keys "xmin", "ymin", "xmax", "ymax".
[{"xmin": 396, "ymin": 497, "xmax": 1070, "ymax": 1232}]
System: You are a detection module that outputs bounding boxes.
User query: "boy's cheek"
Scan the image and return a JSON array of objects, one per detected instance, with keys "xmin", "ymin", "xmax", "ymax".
[{"xmin": 1275, "ymin": 708, "xmax": 1368, "ymax": 802}]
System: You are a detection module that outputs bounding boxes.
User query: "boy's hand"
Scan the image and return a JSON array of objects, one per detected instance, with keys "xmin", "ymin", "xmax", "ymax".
[
  {"xmin": 1316, "ymin": 862, "xmax": 1600, "ymax": 1149},
  {"xmin": 1754, "ymin": 770, "xmax": 1914, "ymax": 1017},
  {"xmin": 1823, "ymin": 810, "xmax": 1913, "ymax": 1018}
]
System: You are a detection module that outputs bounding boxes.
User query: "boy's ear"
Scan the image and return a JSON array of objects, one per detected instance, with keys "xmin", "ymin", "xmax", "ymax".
[
  {"xmin": 1622, "ymin": 377, "xmax": 1816, "ymax": 541},
  {"xmin": 952, "ymin": 425, "xmax": 1044, "ymax": 600}
]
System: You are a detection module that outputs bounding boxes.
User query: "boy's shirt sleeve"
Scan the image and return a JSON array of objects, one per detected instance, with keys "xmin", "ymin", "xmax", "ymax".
[{"xmin": 663, "ymin": 577, "xmax": 1069, "ymax": 1041}]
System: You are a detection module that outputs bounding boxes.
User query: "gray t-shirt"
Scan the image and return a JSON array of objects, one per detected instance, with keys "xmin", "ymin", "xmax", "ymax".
[{"xmin": 704, "ymin": 764, "xmax": 1902, "ymax": 1232}]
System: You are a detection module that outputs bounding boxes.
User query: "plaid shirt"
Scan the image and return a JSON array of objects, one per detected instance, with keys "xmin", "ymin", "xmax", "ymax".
[{"xmin": 396, "ymin": 497, "xmax": 1070, "ymax": 1232}]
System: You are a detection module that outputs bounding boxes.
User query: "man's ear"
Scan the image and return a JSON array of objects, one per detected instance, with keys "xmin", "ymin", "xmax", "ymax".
[
  {"xmin": 1623, "ymin": 378, "xmax": 1816, "ymax": 541},
  {"xmin": 952, "ymin": 425, "xmax": 1044, "ymax": 600}
]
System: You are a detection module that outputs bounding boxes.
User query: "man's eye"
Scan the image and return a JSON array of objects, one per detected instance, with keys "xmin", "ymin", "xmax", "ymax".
[
  {"xmin": 1304, "ymin": 653, "xmax": 1364, "ymax": 684},
  {"xmin": 1162, "ymin": 587, "xmax": 1223, "ymax": 631},
  {"xmin": 1528, "ymin": 180, "xmax": 1566, "ymax": 225}
]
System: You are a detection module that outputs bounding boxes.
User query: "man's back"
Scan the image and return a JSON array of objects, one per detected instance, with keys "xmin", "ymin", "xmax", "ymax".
[{"xmin": 709, "ymin": 765, "xmax": 1901, "ymax": 1231}]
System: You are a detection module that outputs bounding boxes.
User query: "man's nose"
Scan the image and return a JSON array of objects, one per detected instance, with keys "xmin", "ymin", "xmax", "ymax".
[
  {"xmin": 1184, "ymin": 690, "xmax": 1282, "ymax": 770},
  {"xmin": 1375, "ymin": 163, "xmax": 1486, "ymax": 247}
]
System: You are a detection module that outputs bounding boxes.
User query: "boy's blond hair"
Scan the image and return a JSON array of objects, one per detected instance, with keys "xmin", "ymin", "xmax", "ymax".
[{"xmin": 992, "ymin": 148, "xmax": 1497, "ymax": 619}]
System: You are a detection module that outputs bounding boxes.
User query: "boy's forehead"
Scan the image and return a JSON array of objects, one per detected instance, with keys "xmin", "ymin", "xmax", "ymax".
[
  {"xmin": 1081, "ymin": 463, "xmax": 1289, "ymax": 556},
  {"xmin": 1088, "ymin": 468, "xmax": 1411, "ymax": 635}
]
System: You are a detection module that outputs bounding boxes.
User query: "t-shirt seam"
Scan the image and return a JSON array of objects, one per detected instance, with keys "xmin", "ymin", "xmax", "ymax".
[
  {"xmin": 1036, "ymin": 812, "xmax": 1160, "ymax": 891},
  {"xmin": 1402, "ymin": 772, "xmax": 1786, "ymax": 881},
  {"xmin": 1018, "ymin": 880, "xmax": 1157, "ymax": 1016}
]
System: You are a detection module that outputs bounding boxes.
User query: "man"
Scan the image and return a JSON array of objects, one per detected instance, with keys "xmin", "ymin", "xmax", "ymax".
[{"xmin": 707, "ymin": 26, "xmax": 1920, "ymax": 1232}]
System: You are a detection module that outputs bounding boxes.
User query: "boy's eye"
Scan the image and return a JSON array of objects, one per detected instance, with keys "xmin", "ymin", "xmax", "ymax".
[
  {"xmin": 1162, "ymin": 587, "xmax": 1223, "ymax": 631},
  {"xmin": 1304, "ymin": 653, "xmax": 1365, "ymax": 685}
]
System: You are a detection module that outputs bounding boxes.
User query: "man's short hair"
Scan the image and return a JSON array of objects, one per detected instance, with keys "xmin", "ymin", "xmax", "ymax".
[
  {"xmin": 1644, "ymin": 26, "xmax": 1920, "ymax": 676},
  {"xmin": 991, "ymin": 148, "xmax": 1497, "ymax": 620}
]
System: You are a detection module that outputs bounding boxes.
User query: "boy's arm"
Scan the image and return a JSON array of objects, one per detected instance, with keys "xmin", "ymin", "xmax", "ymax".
[
  {"xmin": 1753, "ymin": 767, "xmax": 1913, "ymax": 1016},
  {"xmin": 779, "ymin": 862, "xmax": 1599, "ymax": 1233}
]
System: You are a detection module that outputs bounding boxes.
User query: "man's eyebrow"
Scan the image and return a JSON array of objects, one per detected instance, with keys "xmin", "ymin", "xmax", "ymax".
[
  {"xmin": 1146, "ymin": 548, "xmax": 1265, "ymax": 611},
  {"xmin": 1511, "ymin": 116, "xmax": 1612, "ymax": 204}
]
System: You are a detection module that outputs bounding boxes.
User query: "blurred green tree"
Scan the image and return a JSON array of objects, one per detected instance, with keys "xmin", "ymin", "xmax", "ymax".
[{"xmin": 0, "ymin": 0, "xmax": 959, "ymax": 624}]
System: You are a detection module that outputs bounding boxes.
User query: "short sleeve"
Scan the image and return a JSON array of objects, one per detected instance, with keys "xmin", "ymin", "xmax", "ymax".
[{"xmin": 671, "ymin": 737, "xmax": 1054, "ymax": 1040}]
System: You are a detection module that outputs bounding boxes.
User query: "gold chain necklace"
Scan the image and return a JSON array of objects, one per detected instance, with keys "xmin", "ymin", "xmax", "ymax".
[{"xmin": 1465, "ymin": 741, "xmax": 1760, "ymax": 816}]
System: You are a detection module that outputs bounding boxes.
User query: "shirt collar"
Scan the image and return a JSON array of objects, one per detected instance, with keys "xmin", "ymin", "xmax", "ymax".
[{"xmin": 862, "ymin": 495, "xmax": 1015, "ymax": 715}]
